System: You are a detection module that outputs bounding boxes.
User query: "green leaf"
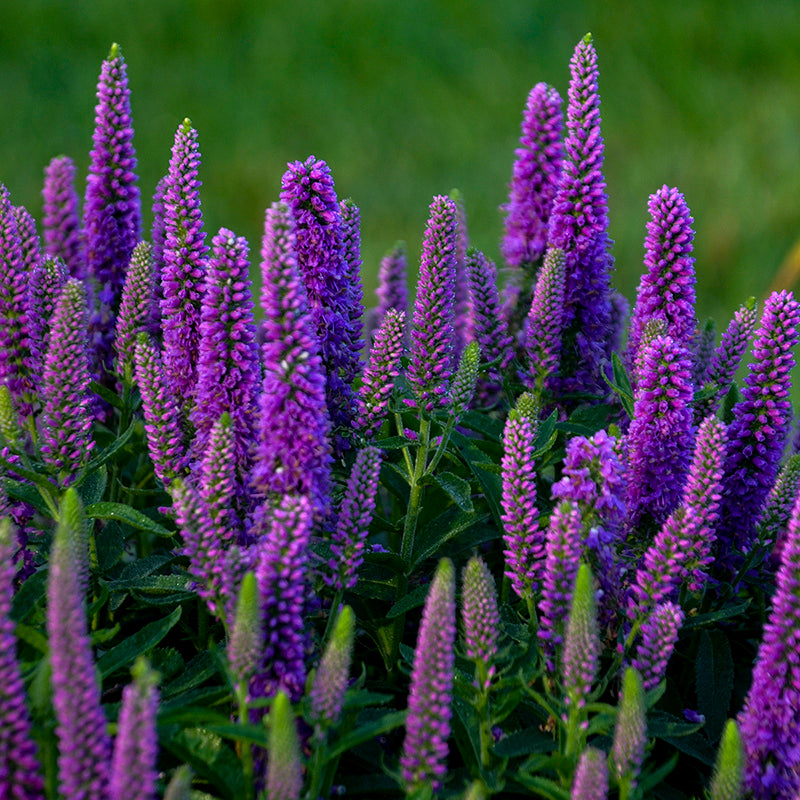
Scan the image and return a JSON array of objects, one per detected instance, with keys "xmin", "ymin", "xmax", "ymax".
[
  {"xmin": 604, "ymin": 352, "xmax": 635, "ymax": 420},
  {"xmin": 373, "ymin": 435, "xmax": 418, "ymax": 450},
  {"xmin": 11, "ymin": 568, "xmax": 47, "ymax": 622},
  {"xmin": 682, "ymin": 600, "xmax": 750, "ymax": 629},
  {"xmin": 80, "ymin": 421, "xmax": 136, "ymax": 473},
  {"xmin": 493, "ymin": 726, "xmax": 555, "ymax": 758},
  {"xmin": 162, "ymin": 650, "xmax": 222, "ymax": 700},
  {"xmin": 84, "ymin": 502, "xmax": 172, "ymax": 537},
  {"xmin": 96, "ymin": 521, "xmax": 128, "ymax": 571},
  {"xmin": 411, "ymin": 507, "xmax": 487, "ymax": 570},
  {"xmin": 108, "ymin": 575, "xmax": 192, "ymax": 594},
  {"xmin": 460, "ymin": 409, "xmax": 504, "ymax": 440},
  {"xmin": 97, "ymin": 605, "xmax": 182, "ymax": 678},
  {"xmin": 451, "ymin": 432, "xmax": 504, "ymax": 529},
  {"xmin": 15, "ymin": 622, "xmax": 49, "ymax": 654},
  {"xmin": 75, "ymin": 465, "xmax": 107, "ymax": 506},
  {"xmin": 647, "ymin": 710, "xmax": 705, "ymax": 739},
  {"xmin": 89, "ymin": 379, "xmax": 124, "ymax": 410},
  {"xmin": 2, "ymin": 478, "xmax": 52, "ymax": 517},
  {"xmin": 325, "ymin": 710, "xmax": 406, "ymax": 761},
  {"xmin": 431, "ymin": 471, "xmax": 473, "ymax": 512},
  {"xmin": 341, "ymin": 690, "xmax": 393, "ymax": 710},
  {"xmin": 695, "ymin": 630, "xmax": 734, "ymax": 743},
  {"xmin": 386, "ymin": 582, "xmax": 430, "ymax": 618},
  {"xmin": 200, "ymin": 723, "xmax": 269, "ymax": 747}
]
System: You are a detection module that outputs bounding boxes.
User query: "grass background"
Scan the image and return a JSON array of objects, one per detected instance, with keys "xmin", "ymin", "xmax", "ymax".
[{"xmin": 2, "ymin": 0, "xmax": 800, "ymax": 330}]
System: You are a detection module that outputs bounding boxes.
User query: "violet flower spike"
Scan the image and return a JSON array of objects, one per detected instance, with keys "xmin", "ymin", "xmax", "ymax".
[
  {"xmin": 115, "ymin": 241, "xmax": 156, "ymax": 381},
  {"xmin": 400, "ymin": 558, "xmax": 456, "ymax": 795},
  {"xmin": 502, "ymin": 82, "xmax": 564, "ymax": 268},
  {"xmin": 109, "ymin": 659, "xmax": 160, "ymax": 800},
  {"xmin": 570, "ymin": 747, "xmax": 609, "ymax": 800},
  {"xmin": 450, "ymin": 188, "xmax": 471, "ymax": 359},
  {"xmin": 43, "ymin": 155, "xmax": 85, "ymax": 280},
  {"xmin": 27, "ymin": 254, "xmax": 68, "ymax": 387},
  {"xmin": 160, "ymin": 118, "xmax": 209, "ymax": 408},
  {"xmin": 626, "ymin": 185, "xmax": 697, "ymax": 373},
  {"xmin": 40, "ymin": 279, "xmax": 95, "ymax": 483},
  {"xmin": 737, "ymin": 489, "xmax": 800, "ymax": 797},
  {"xmin": 251, "ymin": 202, "xmax": 332, "ymax": 518},
  {"xmin": 83, "ymin": 43, "xmax": 141, "ymax": 376},
  {"xmin": 47, "ymin": 489, "xmax": 112, "ymax": 800},
  {"xmin": 758, "ymin": 454, "xmax": 800, "ymax": 566},
  {"xmin": 717, "ymin": 290, "xmax": 800, "ymax": 564},
  {"xmin": 408, "ymin": 194, "xmax": 458, "ymax": 413},
  {"xmin": 371, "ymin": 240, "xmax": 408, "ymax": 341},
  {"xmin": 461, "ymin": 555, "xmax": 500, "ymax": 690},
  {"xmin": 0, "ymin": 519, "xmax": 46, "ymax": 800},
  {"xmin": 339, "ymin": 199, "xmax": 366, "ymax": 381},
  {"xmin": 632, "ymin": 600, "xmax": 683, "ymax": 692},
  {"xmin": 357, "ymin": 308, "xmax": 405, "ymax": 439},
  {"xmin": 191, "ymin": 227, "xmax": 259, "ymax": 477},
  {"xmin": 692, "ymin": 317, "xmax": 717, "ymax": 389},
  {"xmin": 14, "ymin": 206, "xmax": 41, "ymax": 274},
  {"xmin": 148, "ymin": 175, "xmax": 167, "ymax": 336},
  {"xmin": 327, "ymin": 446, "xmax": 383, "ymax": 592}
]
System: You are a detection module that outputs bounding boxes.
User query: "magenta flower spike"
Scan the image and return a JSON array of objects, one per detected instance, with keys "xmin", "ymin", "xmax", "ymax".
[
  {"xmin": 626, "ymin": 185, "xmax": 697, "ymax": 374},
  {"xmin": 27, "ymin": 254, "xmax": 68, "ymax": 387},
  {"xmin": 625, "ymin": 334, "xmax": 694, "ymax": 533},
  {"xmin": 83, "ymin": 43, "xmax": 142, "ymax": 376},
  {"xmin": 109, "ymin": 659, "xmax": 159, "ymax": 800},
  {"xmin": 632, "ymin": 600, "xmax": 683, "ymax": 692},
  {"xmin": 160, "ymin": 119, "xmax": 209, "ymax": 408},
  {"xmin": 115, "ymin": 241, "xmax": 156, "ymax": 380},
  {"xmin": 251, "ymin": 202, "xmax": 332, "ymax": 518},
  {"xmin": 546, "ymin": 34, "xmax": 615, "ymax": 399},
  {"xmin": 461, "ymin": 555, "xmax": 500, "ymax": 688},
  {"xmin": 375, "ymin": 241, "xmax": 408, "ymax": 324},
  {"xmin": 570, "ymin": 747, "xmax": 609, "ymax": 800},
  {"xmin": 280, "ymin": 157, "xmax": 359, "ymax": 448},
  {"xmin": 0, "ymin": 520, "xmax": 46, "ymax": 800},
  {"xmin": 191, "ymin": 227, "xmax": 259, "ymax": 477},
  {"xmin": 502, "ymin": 82, "xmax": 564, "ymax": 268},
  {"xmin": 400, "ymin": 558, "xmax": 456, "ymax": 795},
  {"xmin": 14, "ymin": 206, "xmax": 41, "ymax": 274},
  {"xmin": 737, "ymin": 489, "xmax": 800, "ymax": 797},
  {"xmin": 326, "ymin": 446, "xmax": 383, "ymax": 592},
  {"xmin": 40, "ymin": 279, "xmax": 95, "ymax": 483},
  {"xmin": 47, "ymin": 489, "xmax": 112, "ymax": 800},
  {"xmin": 408, "ymin": 194, "xmax": 458, "ymax": 413},
  {"xmin": 339, "ymin": 199, "xmax": 366, "ymax": 380},
  {"xmin": 717, "ymin": 290, "xmax": 800, "ymax": 564},
  {"xmin": 42, "ymin": 155, "xmax": 85, "ymax": 280},
  {"xmin": 465, "ymin": 248, "xmax": 514, "ymax": 408}
]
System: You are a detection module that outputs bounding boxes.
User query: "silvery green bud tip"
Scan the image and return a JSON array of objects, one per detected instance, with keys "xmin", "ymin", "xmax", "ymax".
[{"xmin": 709, "ymin": 720, "xmax": 743, "ymax": 800}]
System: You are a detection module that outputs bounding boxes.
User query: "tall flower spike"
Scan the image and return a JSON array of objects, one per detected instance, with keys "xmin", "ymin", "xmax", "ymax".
[
  {"xmin": 697, "ymin": 298, "xmax": 758, "ymax": 419},
  {"xmin": 43, "ymin": 155, "xmax": 85, "ymax": 279},
  {"xmin": 626, "ymin": 185, "xmax": 697, "ymax": 373},
  {"xmin": 0, "ymin": 519, "xmax": 46, "ymax": 800},
  {"xmin": 717, "ymin": 290, "xmax": 800, "ymax": 564},
  {"xmin": 327, "ymin": 446, "xmax": 383, "ymax": 592},
  {"xmin": 408, "ymin": 195, "xmax": 458, "ymax": 413},
  {"xmin": 339, "ymin": 199, "xmax": 366, "ymax": 381},
  {"xmin": 546, "ymin": 34, "xmax": 615, "ymax": 399},
  {"xmin": 632, "ymin": 600, "xmax": 683, "ymax": 692},
  {"xmin": 502, "ymin": 82, "xmax": 564, "ymax": 268},
  {"xmin": 309, "ymin": 604, "xmax": 355, "ymax": 738},
  {"xmin": 561, "ymin": 562, "xmax": 600, "ymax": 712},
  {"xmin": 525, "ymin": 247, "xmax": 567, "ymax": 399},
  {"xmin": 250, "ymin": 494, "xmax": 313, "ymax": 703},
  {"xmin": 266, "ymin": 690, "xmax": 303, "ymax": 800},
  {"xmin": 501, "ymin": 395, "xmax": 543, "ymax": 602},
  {"xmin": 115, "ymin": 241, "xmax": 156, "ymax": 381},
  {"xmin": 570, "ymin": 747, "xmax": 609, "ymax": 800},
  {"xmin": 400, "ymin": 558, "xmax": 456, "ymax": 795},
  {"xmin": 14, "ymin": 206, "xmax": 41, "ymax": 274},
  {"xmin": 709, "ymin": 721, "xmax": 744, "ymax": 800},
  {"xmin": 758, "ymin": 454, "xmax": 800, "ymax": 565},
  {"xmin": 280, "ymin": 157, "xmax": 359, "ymax": 448},
  {"xmin": 631, "ymin": 415, "xmax": 726, "ymax": 613},
  {"xmin": 160, "ymin": 119, "xmax": 209, "ymax": 408},
  {"xmin": 83, "ymin": 43, "xmax": 141, "ymax": 375},
  {"xmin": 450, "ymin": 188, "xmax": 471, "ymax": 358},
  {"xmin": 461, "ymin": 555, "xmax": 500, "ymax": 690},
  {"xmin": 252, "ymin": 202, "xmax": 332, "ymax": 518},
  {"xmin": 40, "ymin": 279, "xmax": 95, "ymax": 484},
  {"xmin": 109, "ymin": 658, "xmax": 160, "ymax": 800},
  {"xmin": 47, "ymin": 489, "xmax": 112, "ymax": 800},
  {"xmin": 450, "ymin": 340, "xmax": 480, "ymax": 416},
  {"xmin": 737, "ymin": 489, "xmax": 800, "ymax": 797},
  {"xmin": 625, "ymin": 334, "xmax": 694, "ymax": 533},
  {"xmin": 228, "ymin": 572, "xmax": 263, "ymax": 684},
  {"xmin": 134, "ymin": 333, "xmax": 187, "ymax": 486},
  {"xmin": 191, "ymin": 227, "xmax": 259, "ymax": 475},
  {"xmin": 465, "ymin": 248, "xmax": 514, "ymax": 408},
  {"xmin": 148, "ymin": 175, "xmax": 167, "ymax": 336},
  {"xmin": 374, "ymin": 240, "xmax": 408, "ymax": 328},
  {"xmin": 357, "ymin": 308, "xmax": 405, "ymax": 439},
  {"xmin": 692, "ymin": 318, "xmax": 717, "ymax": 388},
  {"xmin": 27, "ymin": 255, "xmax": 68, "ymax": 387},
  {"xmin": 611, "ymin": 668, "xmax": 647, "ymax": 794}
]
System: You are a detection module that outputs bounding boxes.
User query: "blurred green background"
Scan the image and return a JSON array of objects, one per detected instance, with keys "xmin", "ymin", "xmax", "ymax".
[{"xmin": 2, "ymin": 0, "xmax": 800, "ymax": 328}]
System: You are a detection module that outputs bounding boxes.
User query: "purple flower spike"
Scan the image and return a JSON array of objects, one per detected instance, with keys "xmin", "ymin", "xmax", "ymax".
[
  {"xmin": 538, "ymin": 500, "xmax": 583, "ymax": 672},
  {"xmin": 0, "ymin": 520, "xmax": 46, "ymax": 800},
  {"xmin": 737, "ymin": 490, "xmax": 800, "ymax": 797},
  {"xmin": 450, "ymin": 189, "xmax": 471, "ymax": 359},
  {"xmin": 759, "ymin": 454, "xmax": 800, "ymax": 566},
  {"xmin": 47, "ymin": 489, "xmax": 112, "ymax": 800},
  {"xmin": 562, "ymin": 563, "xmax": 600, "ymax": 711},
  {"xmin": 525, "ymin": 247, "xmax": 567, "ymax": 398},
  {"xmin": 199, "ymin": 412, "xmax": 243, "ymax": 546},
  {"xmin": 115, "ymin": 241, "xmax": 156, "ymax": 380},
  {"xmin": 43, "ymin": 155, "xmax": 85, "ymax": 280},
  {"xmin": 697, "ymin": 298, "xmax": 758, "ymax": 419},
  {"xmin": 501, "ymin": 397, "xmax": 544, "ymax": 601},
  {"xmin": 502, "ymin": 82, "xmax": 564, "ymax": 268},
  {"xmin": 546, "ymin": 35, "xmax": 615, "ymax": 399},
  {"xmin": 625, "ymin": 334, "xmax": 694, "ymax": 533},
  {"xmin": 134, "ymin": 333, "xmax": 187, "ymax": 486},
  {"xmin": 408, "ymin": 195, "xmax": 458, "ymax": 413},
  {"xmin": 252, "ymin": 202, "xmax": 332, "ymax": 518},
  {"xmin": 160, "ymin": 119, "xmax": 209, "ymax": 408},
  {"xmin": 570, "ymin": 747, "xmax": 609, "ymax": 800},
  {"xmin": 400, "ymin": 558, "xmax": 456, "ymax": 795},
  {"xmin": 280, "ymin": 157, "xmax": 359, "ymax": 448},
  {"xmin": 627, "ymin": 185, "xmax": 697, "ymax": 373},
  {"xmin": 148, "ymin": 175, "xmax": 167, "ymax": 336},
  {"xmin": 327, "ymin": 446, "xmax": 383, "ymax": 592},
  {"xmin": 14, "ymin": 206, "xmax": 41, "ymax": 274},
  {"xmin": 375, "ymin": 241, "xmax": 408, "ymax": 324},
  {"xmin": 339, "ymin": 199, "xmax": 366, "ymax": 380},
  {"xmin": 717, "ymin": 290, "xmax": 800, "ymax": 564},
  {"xmin": 357, "ymin": 308, "xmax": 405, "ymax": 439},
  {"xmin": 27, "ymin": 255, "xmax": 68, "ymax": 387},
  {"xmin": 632, "ymin": 600, "xmax": 683, "ymax": 692},
  {"xmin": 250, "ymin": 494, "xmax": 313, "ymax": 704},
  {"xmin": 109, "ymin": 659, "xmax": 159, "ymax": 800},
  {"xmin": 465, "ymin": 248, "xmax": 514, "ymax": 408},
  {"xmin": 461, "ymin": 555, "xmax": 500, "ymax": 688},
  {"xmin": 191, "ymin": 227, "xmax": 259, "ymax": 477},
  {"xmin": 40, "ymin": 279, "xmax": 95, "ymax": 483},
  {"xmin": 692, "ymin": 318, "xmax": 717, "ymax": 389},
  {"xmin": 83, "ymin": 43, "xmax": 141, "ymax": 376}
]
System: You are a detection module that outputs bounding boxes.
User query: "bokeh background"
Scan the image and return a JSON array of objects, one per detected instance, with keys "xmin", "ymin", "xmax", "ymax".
[{"xmin": 2, "ymin": 0, "xmax": 800, "ymax": 329}]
